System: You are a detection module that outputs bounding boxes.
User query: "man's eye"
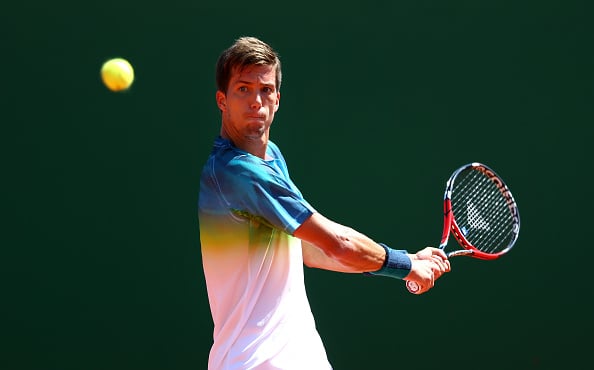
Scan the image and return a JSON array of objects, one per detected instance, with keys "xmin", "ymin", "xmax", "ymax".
[
  {"xmin": 262, "ymin": 87, "xmax": 273, "ymax": 93},
  {"xmin": 238, "ymin": 86, "xmax": 248, "ymax": 92}
]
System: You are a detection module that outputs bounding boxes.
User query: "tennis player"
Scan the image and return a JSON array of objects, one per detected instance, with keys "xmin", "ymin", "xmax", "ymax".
[{"xmin": 198, "ymin": 36, "xmax": 451, "ymax": 369}]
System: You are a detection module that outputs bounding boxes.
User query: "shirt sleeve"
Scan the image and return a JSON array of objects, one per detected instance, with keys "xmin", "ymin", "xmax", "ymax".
[{"xmin": 217, "ymin": 154, "xmax": 315, "ymax": 235}]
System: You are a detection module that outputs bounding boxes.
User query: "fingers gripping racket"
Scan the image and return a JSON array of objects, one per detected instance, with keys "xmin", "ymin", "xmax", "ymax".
[{"xmin": 406, "ymin": 162, "xmax": 520, "ymax": 293}]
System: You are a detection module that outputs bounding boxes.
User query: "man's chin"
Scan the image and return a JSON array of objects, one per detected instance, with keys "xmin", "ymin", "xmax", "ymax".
[
  {"xmin": 245, "ymin": 135, "xmax": 265, "ymax": 142},
  {"xmin": 244, "ymin": 130, "xmax": 267, "ymax": 141}
]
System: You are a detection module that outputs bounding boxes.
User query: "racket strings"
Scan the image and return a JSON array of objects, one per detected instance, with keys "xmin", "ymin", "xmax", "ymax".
[
  {"xmin": 458, "ymin": 175, "xmax": 513, "ymax": 252},
  {"xmin": 461, "ymin": 183, "xmax": 512, "ymax": 252},
  {"xmin": 451, "ymin": 169, "xmax": 516, "ymax": 253}
]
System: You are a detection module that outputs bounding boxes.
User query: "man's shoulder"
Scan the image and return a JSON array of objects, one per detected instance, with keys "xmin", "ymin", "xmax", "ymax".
[
  {"xmin": 267, "ymin": 139, "xmax": 281, "ymax": 154},
  {"xmin": 207, "ymin": 148, "xmax": 268, "ymax": 184},
  {"xmin": 266, "ymin": 140, "xmax": 287, "ymax": 162}
]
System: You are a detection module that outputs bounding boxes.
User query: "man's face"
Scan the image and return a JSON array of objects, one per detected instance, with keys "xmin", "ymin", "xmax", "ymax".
[{"xmin": 217, "ymin": 64, "xmax": 280, "ymax": 144}]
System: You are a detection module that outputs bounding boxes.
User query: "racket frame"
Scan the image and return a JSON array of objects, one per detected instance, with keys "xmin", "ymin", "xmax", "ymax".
[
  {"xmin": 444, "ymin": 162, "xmax": 520, "ymax": 259},
  {"xmin": 406, "ymin": 162, "xmax": 520, "ymax": 293}
]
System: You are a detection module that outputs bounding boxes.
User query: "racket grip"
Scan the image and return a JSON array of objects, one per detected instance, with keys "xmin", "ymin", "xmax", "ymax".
[{"xmin": 406, "ymin": 280, "xmax": 421, "ymax": 294}]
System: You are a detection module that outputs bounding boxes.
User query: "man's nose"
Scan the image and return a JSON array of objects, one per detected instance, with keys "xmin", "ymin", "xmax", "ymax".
[{"xmin": 250, "ymin": 92, "xmax": 262, "ymax": 109}]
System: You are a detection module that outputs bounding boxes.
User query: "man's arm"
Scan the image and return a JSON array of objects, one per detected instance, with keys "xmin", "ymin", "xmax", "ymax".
[
  {"xmin": 294, "ymin": 212, "xmax": 450, "ymax": 293},
  {"xmin": 295, "ymin": 212, "xmax": 385, "ymax": 272}
]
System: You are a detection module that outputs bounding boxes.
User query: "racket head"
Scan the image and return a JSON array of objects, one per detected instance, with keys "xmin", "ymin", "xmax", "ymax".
[
  {"xmin": 406, "ymin": 162, "xmax": 519, "ymax": 294},
  {"xmin": 446, "ymin": 162, "xmax": 520, "ymax": 260}
]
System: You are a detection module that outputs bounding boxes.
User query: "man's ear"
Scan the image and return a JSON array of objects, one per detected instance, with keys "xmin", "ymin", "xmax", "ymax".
[
  {"xmin": 273, "ymin": 91, "xmax": 280, "ymax": 112},
  {"xmin": 216, "ymin": 90, "xmax": 226, "ymax": 112}
]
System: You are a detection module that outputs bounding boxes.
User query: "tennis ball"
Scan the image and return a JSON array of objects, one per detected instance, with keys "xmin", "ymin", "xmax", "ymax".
[{"xmin": 101, "ymin": 58, "xmax": 134, "ymax": 92}]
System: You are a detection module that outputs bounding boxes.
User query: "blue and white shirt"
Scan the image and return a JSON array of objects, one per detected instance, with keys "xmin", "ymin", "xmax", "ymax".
[{"xmin": 199, "ymin": 136, "xmax": 332, "ymax": 370}]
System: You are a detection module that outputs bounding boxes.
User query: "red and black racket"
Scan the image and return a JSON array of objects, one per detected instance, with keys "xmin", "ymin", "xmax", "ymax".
[{"xmin": 406, "ymin": 162, "xmax": 520, "ymax": 294}]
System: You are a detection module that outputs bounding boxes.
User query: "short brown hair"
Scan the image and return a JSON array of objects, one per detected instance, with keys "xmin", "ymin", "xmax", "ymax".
[{"xmin": 216, "ymin": 36, "xmax": 282, "ymax": 94}]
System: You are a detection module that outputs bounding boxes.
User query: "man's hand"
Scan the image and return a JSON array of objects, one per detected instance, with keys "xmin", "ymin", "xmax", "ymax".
[{"xmin": 405, "ymin": 247, "xmax": 451, "ymax": 294}]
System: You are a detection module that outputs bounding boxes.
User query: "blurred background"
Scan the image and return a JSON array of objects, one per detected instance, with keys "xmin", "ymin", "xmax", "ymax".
[{"xmin": 2, "ymin": 0, "xmax": 592, "ymax": 369}]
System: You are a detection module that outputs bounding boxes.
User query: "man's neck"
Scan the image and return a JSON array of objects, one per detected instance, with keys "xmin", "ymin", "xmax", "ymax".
[{"xmin": 220, "ymin": 128, "xmax": 269, "ymax": 159}]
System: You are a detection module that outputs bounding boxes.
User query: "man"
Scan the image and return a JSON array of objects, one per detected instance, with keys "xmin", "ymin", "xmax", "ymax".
[{"xmin": 198, "ymin": 36, "xmax": 450, "ymax": 369}]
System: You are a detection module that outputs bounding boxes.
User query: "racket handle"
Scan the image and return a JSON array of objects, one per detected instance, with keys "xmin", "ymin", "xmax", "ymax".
[{"xmin": 406, "ymin": 280, "xmax": 421, "ymax": 294}]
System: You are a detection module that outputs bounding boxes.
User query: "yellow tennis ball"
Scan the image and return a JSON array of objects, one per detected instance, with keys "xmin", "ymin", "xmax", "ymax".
[{"xmin": 101, "ymin": 58, "xmax": 134, "ymax": 92}]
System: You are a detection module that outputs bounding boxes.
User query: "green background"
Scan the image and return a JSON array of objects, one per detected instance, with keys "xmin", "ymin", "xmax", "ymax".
[{"xmin": 3, "ymin": 1, "xmax": 593, "ymax": 369}]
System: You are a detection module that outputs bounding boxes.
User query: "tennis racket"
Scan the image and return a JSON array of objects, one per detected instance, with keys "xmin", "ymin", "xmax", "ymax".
[{"xmin": 406, "ymin": 162, "xmax": 520, "ymax": 294}]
